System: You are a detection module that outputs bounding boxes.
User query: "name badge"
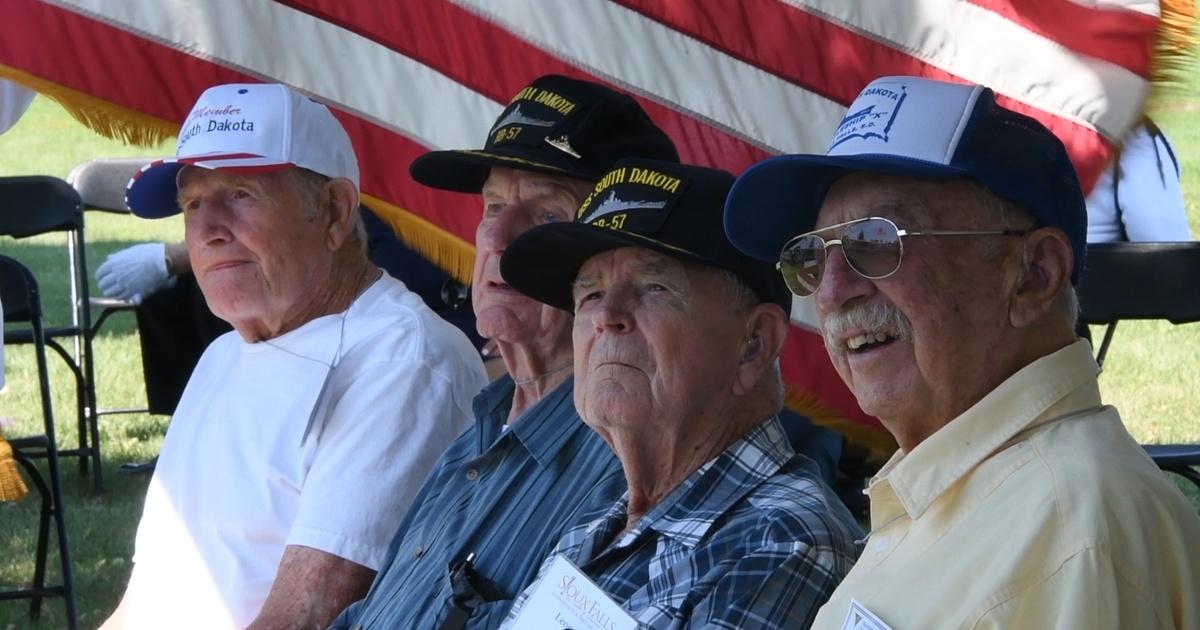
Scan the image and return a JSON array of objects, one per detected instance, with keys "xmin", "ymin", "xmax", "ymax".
[
  {"xmin": 841, "ymin": 599, "xmax": 893, "ymax": 630},
  {"xmin": 508, "ymin": 555, "xmax": 637, "ymax": 630}
]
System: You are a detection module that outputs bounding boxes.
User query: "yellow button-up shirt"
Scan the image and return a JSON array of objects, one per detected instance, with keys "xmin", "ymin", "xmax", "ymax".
[{"xmin": 814, "ymin": 340, "xmax": 1200, "ymax": 629}]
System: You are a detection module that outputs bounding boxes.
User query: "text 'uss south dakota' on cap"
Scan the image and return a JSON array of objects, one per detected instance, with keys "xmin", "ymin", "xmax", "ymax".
[
  {"xmin": 500, "ymin": 157, "xmax": 792, "ymax": 315},
  {"xmin": 409, "ymin": 74, "xmax": 679, "ymax": 193}
]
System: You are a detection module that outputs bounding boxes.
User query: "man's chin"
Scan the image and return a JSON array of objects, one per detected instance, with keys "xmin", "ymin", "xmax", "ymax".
[{"xmin": 475, "ymin": 307, "xmax": 534, "ymax": 344}]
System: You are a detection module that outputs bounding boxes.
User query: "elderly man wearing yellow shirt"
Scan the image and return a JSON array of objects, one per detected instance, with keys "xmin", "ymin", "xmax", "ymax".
[{"xmin": 725, "ymin": 75, "xmax": 1200, "ymax": 629}]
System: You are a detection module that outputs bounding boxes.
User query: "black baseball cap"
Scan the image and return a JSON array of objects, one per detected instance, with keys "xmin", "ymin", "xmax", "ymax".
[
  {"xmin": 410, "ymin": 75, "xmax": 679, "ymax": 193},
  {"xmin": 500, "ymin": 158, "xmax": 792, "ymax": 315}
]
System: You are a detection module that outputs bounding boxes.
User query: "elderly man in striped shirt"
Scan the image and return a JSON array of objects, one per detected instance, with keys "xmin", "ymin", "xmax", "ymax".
[
  {"xmin": 330, "ymin": 75, "xmax": 681, "ymax": 629},
  {"xmin": 499, "ymin": 158, "xmax": 862, "ymax": 628}
]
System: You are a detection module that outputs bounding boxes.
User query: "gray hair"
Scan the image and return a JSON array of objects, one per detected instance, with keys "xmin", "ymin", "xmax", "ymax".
[
  {"xmin": 964, "ymin": 181, "xmax": 1077, "ymax": 328},
  {"xmin": 715, "ymin": 268, "xmax": 786, "ymax": 411},
  {"xmin": 714, "ymin": 268, "xmax": 760, "ymax": 312},
  {"xmin": 765, "ymin": 360, "xmax": 784, "ymax": 413},
  {"xmin": 1062, "ymin": 285, "xmax": 1080, "ymax": 332},
  {"xmin": 290, "ymin": 167, "xmax": 367, "ymax": 256}
]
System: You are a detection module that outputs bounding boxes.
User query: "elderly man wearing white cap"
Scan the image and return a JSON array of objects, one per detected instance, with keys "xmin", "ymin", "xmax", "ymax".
[
  {"xmin": 100, "ymin": 84, "xmax": 487, "ymax": 630},
  {"xmin": 725, "ymin": 76, "xmax": 1200, "ymax": 629}
]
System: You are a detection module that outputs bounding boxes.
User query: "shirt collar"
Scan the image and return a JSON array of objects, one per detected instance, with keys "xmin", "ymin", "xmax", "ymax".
[
  {"xmin": 471, "ymin": 375, "xmax": 580, "ymax": 466},
  {"xmin": 616, "ymin": 415, "xmax": 795, "ymax": 550},
  {"xmin": 870, "ymin": 340, "xmax": 1102, "ymax": 521}
]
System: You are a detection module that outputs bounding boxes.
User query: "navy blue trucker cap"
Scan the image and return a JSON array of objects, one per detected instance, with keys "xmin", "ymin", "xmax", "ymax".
[{"xmin": 724, "ymin": 76, "xmax": 1087, "ymax": 283}]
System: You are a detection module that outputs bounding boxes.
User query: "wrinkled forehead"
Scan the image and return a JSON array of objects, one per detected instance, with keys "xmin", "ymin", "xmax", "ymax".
[
  {"xmin": 816, "ymin": 173, "xmax": 959, "ymax": 230},
  {"xmin": 176, "ymin": 164, "xmax": 289, "ymax": 192},
  {"xmin": 574, "ymin": 246, "xmax": 688, "ymax": 287},
  {"xmin": 480, "ymin": 166, "xmax": 592, "ymax": 201}
]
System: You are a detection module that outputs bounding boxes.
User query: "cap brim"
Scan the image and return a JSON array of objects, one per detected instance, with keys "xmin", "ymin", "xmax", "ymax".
[
  {"xmin": 500, "ymin": 222, "xmax": 725, "ymax": 311},
  {"xmin": 126, "ymin": 156, "xmax": 294, "ymax": 218},
  {"xmin": 126, "ymin": 161, "xmax": 187, "ymax": 218},
  {"xmin": 724, "ymin": 153, "xmax": 970, "ymax": 261},
  {"xmin": 410, "ymin": 149, "xmax": 585, "ymax": 194}
]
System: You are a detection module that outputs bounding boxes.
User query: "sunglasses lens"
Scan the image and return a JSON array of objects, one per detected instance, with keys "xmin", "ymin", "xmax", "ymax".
[
  {"xmin": 842, "ymin": 218, "xmax": 903, "ymax": 279},
  {"xmin": 779, "ymin": 235, "xmax": 825, "ymax": 296}
]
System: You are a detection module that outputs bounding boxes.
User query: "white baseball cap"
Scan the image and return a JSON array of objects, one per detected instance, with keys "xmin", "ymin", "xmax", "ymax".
[{"xmin": 126, "ymin": 83, "xmax": 360, "ymax": 218}]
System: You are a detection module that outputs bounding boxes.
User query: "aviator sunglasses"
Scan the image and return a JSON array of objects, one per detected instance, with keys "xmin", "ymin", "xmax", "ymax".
[{"xmin": 777, "ymin": 216, "xmax": 1028, "ymax": 297}]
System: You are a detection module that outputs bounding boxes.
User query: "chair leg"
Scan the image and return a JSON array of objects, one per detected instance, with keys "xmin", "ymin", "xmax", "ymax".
[
  {"xmin": 1164, "ymin": 465, "xmax": 1200, "ymax": 494},
  {"xmin": 87, "ymin": 406, "xmax": 103, "ymax": 494},
  {"xmin": 24, "ymin": 454, "xmax": 52, "ymax": 621},
  {"xmin": 10, "ymin": 445, "xmax": 80, "ymax": 629},
  {"xmin": 80, "ymin": 329, "xmax": 102, "ymax": 494},
  {"xmin": 45, "ymin": 442, "xmax": 79, "ymax": 629},
  {"xmin": 42, "ymin": 338, "xmax": 104, "ymax": 493}
]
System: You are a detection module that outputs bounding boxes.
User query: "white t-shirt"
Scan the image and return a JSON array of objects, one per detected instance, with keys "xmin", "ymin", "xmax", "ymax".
[
  {"xmin": 1086, "ymin": 122, "xmax": 1192, "ymax": 243},
  {"xmin": 122, "ymin": 273, "xmax": 487, "ymax": 629}
]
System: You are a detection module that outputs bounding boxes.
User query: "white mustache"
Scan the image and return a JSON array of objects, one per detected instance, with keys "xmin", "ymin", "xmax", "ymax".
[{"xmin": 822, "ymin": 302, "xmax": 914, "ymax": 355}]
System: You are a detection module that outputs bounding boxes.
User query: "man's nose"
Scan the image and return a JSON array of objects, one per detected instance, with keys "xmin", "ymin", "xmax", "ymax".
[
  {"xmin": 815, "ymin": 244, "xmax": 874, "ymax": 315},
  {"xmin": 185, "ymin": 197, "xmax": 233, "ymax": 246},
  {"xmin": 591, "ymin": 285, "xmax": 635, "ymax": 334},
  {"xmin": 477, "ymin": 209, "xmax": 528, "ymax": 253}
]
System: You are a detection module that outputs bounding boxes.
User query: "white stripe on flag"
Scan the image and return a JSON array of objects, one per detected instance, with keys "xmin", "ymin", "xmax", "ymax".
[
  {"xmin": 789, "ymin": 0, "xmax": 1148, "ymax": 140},
  {"xmin": 451, "ymin": 0, "xmax": 849, "ymax": 154},
  {"xmin": 49, "ymin": 0, "xmax": 501, "ymax": 150},
  {"xmin": 1067, "ymin": 0, "xmax": 1158, "ymax": 17}
]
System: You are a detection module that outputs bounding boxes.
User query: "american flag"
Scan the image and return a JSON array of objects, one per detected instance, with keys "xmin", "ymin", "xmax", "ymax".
[{"xmin": 0, "ymin": 0, "xmax": 1173, "ymax": 455}]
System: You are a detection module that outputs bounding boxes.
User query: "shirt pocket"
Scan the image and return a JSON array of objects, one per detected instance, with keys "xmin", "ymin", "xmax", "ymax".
[{"xmin": 467, "ymin": 598, "xmax": 517, "ymax": 627}]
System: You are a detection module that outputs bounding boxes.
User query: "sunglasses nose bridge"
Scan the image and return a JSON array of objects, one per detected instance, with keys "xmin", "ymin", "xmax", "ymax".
[{"xmin": 818, "ymin": 237, "xmax": 860, "ymax": 279}]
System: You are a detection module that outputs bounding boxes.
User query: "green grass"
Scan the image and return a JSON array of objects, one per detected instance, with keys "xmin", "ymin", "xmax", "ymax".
[
  {"xmin": 1, "ymin": 97, "xmax": 178, "ymax": 629},
  {"xmin": 2, "ymin": 71, "xmax": 1200, "ymax": 628}
]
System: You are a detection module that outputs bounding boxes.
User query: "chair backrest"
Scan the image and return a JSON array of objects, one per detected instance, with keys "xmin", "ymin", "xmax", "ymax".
[
  {"xmin": 0, "ymin": 254, "xmax": 41, "ymax": 323},
  {"xmin": 66, "ymin": 158, "xmax": 154, "ymax": 214},
  {"xmin": 1077, "ymin": 242, "xmax": 1200, "ymax": 326},
  {"xmin": 0, "ymin": 176, "xmax": 84, "ymax": 238}
]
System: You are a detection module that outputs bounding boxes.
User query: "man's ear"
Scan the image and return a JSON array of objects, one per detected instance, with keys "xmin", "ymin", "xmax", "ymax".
[
  {"xmin": 732, "ymin": 303, "xmax": 789, "ymax": 396},
  {"xmin": 324, "ymin": 178, "xmax": 360, "ymax": 251},
  {"xmin": 1009, "ymin": 227, "xmax": 1072, "ymax": 329}
]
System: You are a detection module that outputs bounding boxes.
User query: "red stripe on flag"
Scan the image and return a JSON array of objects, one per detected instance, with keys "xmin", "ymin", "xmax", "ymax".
[
  {"xmin": 781, "ymin": 329, "xmax": 878, "ymax": 430},
  {"xmin": 611, "ymin": 0, "xmax": 1111, "ymax": 191},
  {"xmin": 0, "ymin": 1, "xmax": 486, "ymax": 244},
  {"xmin": 966, "ymin": 0, "xmax": 1156, "ymax": 76},
  {"xmin": 0, "ymin": 0, "xmax": 246, "ymax": 123},
  {"xmin": 336, "ymin": 111, "xmax": 487, "ymax": 243},
  {"xmin": 275, "ymin": 0, "xmax": 771, "ymax": 173}
]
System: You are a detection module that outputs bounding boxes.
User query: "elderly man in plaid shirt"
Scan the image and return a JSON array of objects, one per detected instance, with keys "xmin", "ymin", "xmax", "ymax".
[{"xmin": 498, "ymin": 158, "xmax": 862, "ymax": 629}]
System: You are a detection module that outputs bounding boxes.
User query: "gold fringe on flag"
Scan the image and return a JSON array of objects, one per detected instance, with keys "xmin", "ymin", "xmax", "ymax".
[
  {"xmin": 363, "ymin": 194, "xmax": 477, "ymax": 284},
  {"xmin": 0, "ymin": 66, "xmax": 477, "ymax": 283},
  {"xmin": 785, "ymin": 388, "xmax": 897, "ymax": 465},
  {"xmin": 0, "ymin": 65, "xmax": 176, "ymax": 147},
  {"xmin": 1149, "ymin": 0, "xmax": 1199, "ymax": 99},
  {"xmin": 0, "ymin": 429, "xmax": 28, "ymax": 502}
]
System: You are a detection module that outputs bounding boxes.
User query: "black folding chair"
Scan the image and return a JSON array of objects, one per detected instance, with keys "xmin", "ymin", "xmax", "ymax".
[
  {"xmin": 1076, "ymin": 242, "xmax": 1200, "ymax": 491},
  {"xmin": 0, "ymin": 254, "xmax": 79, "ymax": 629},
  {"xmin": 0, "ymin": 175, "xmax": 102, "ymax": 492}
]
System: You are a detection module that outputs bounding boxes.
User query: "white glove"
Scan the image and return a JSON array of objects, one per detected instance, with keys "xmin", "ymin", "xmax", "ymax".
[{"xmin": 95, "ymin": 243, "xmax": 172, "ymax": 304}]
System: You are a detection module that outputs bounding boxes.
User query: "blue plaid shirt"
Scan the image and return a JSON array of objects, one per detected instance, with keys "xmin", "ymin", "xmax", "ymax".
[
  {"xmin": 330, "ymin": 375, "xmax": 625, "ymax": 629},
  {"xmin": 505, "ymin": 416, "xmax": 862, "ymax": 629}
]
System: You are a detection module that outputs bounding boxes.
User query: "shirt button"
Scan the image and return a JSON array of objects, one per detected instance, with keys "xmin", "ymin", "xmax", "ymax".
[
  {"xmin": 873, "ymin": 535, "xmax": 891, "ymax": 552},
  {"xmin": 414, "ymin": 546, "xmax": 425, "ymax": 558},
  {"xmin": 465, "ymin": 468, "xmax": 480, "ymax": 481}
]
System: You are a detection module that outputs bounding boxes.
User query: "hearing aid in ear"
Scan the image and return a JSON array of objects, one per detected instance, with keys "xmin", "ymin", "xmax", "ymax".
[{"xmin": 742, "ymin": 336, "xmax": 763, "ymax": 362}]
